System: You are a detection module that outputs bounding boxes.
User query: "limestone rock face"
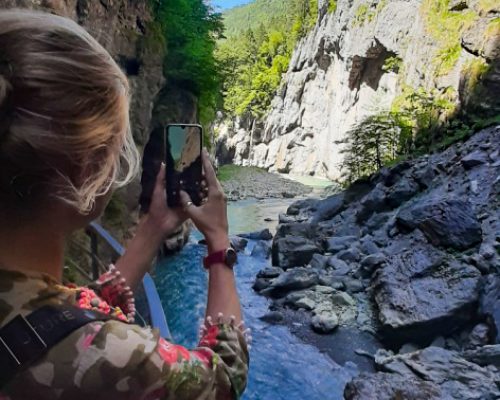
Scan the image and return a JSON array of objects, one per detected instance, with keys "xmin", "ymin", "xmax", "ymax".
[{"xmin": 217, "ymin": 0, "xmax": 499, "ymax": 179}]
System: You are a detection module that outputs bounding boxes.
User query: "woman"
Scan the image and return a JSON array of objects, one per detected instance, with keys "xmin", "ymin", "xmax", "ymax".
[{"xmin": 0, "ymin": 9, "xmax": 248, "ymax": 400}]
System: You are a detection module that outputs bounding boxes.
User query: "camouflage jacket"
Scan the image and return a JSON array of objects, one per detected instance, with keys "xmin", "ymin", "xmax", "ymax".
[{"xmin": 0, "ymin": 268, "xmax": 249, "ymax": 400}]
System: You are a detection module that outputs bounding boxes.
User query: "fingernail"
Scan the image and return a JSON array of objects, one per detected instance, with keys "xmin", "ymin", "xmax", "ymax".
[{"xmin": 161, "ymin": 162, "xmax": 166, "ymax": 167}]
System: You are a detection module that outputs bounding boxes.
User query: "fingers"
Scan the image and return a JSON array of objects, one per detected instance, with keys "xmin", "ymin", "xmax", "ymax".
[
  {"xmin": 155, "ymin": 162, "xmax": 166, "ymax": 189},
  {"xmin": 179, "ymin": 190, "xmax": 201, "ymax": 219},
  {"xmin": 201, "ymin": 149, "xmax": 219, "ymax": 192}
]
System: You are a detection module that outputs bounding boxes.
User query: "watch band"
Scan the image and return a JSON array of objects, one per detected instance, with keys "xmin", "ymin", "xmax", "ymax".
[{"xmin": 203, "ymin": 248, "xmax": 237, "ymax": 270}]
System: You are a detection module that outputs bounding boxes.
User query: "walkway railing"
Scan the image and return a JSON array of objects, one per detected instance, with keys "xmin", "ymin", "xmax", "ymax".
[{"xmin": 85, "ymin": 222, "xmax": 171, "ymax": 339}]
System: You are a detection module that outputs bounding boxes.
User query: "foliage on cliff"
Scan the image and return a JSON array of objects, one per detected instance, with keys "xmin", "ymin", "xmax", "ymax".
[
  {"xmin": 216, "ymin": 0, "xmax": 333, "ymax": 119},
  {"xmin": 150, "ymin": 0, "xmax": 224, "ymax": 125}
]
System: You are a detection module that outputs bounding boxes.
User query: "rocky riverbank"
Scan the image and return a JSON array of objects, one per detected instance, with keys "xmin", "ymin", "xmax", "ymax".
[
  {"xmin": 248, "ymin": 125, "xmax": 499, "ymax": 398},
  {"xmin": 219, "ymin": 166, "xmax": 312, "ymax": 201}
]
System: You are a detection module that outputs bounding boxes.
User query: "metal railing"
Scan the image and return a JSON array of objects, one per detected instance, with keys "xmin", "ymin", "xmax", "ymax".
[{"xmin": 85, "ymin": 222, "xmax": 171, "ymax": 339}]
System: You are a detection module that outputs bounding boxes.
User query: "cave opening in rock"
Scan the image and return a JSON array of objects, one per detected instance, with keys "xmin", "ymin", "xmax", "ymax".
[{"xmin": 118, "ymin": 55, "xmax": 141, "ymax": 76}]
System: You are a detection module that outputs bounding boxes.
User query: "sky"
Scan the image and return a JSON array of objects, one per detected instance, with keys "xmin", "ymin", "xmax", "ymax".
[{"xmin": 211, "ymin": 0, "xmax": 253, "ymax": 10}]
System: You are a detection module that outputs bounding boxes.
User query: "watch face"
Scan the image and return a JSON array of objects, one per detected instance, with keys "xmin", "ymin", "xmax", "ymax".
[{"xmin": 225, "ymin": 248, "xmax": 238, "ymax": 267}]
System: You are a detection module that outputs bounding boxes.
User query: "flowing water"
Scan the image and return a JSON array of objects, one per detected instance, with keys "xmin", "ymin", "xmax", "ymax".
[{"xmin": 154, "ymin": 198, "xmax": 358, "ymax": 400}]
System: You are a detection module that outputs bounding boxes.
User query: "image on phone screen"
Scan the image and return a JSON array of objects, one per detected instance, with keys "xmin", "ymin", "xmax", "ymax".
[{"xmin": 165, "ymin": 124, "xmax": 203, "ymax": 208}]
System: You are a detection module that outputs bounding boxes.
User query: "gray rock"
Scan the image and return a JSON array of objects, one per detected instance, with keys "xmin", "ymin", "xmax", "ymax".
[
  {"xmin": 345, "ymin": 372, "xmax": 442, "ymax": 399},
  {"xmin": 318, "ymin": 273, "xmax": 345, "ymax": 290},
  {"xmin": 311, "ymin": 193, "xmax": 345, "ymax": 222},
  {"xmin": 412, "ymin": 165, "xmax": 436, "ymax": 189},
  {"xmin": 467, "ymin": 323, "xmax": 491, "ymax": 349},
  {"xmin": 385, "ymin": 178, "xmax": 420, "ymax": 208},
  {"xmin": 347, "ymin": 346, "xmax": 500, "ymax": 399},
  {"xmin": 323, "ymin": 235, "xmax": 357, "ymax": 253},
  {"xmin": 396, "ymin": 196, "xmax": 482, "ymax": 250},
  {"xmin": 331, "ymin": 291, "xmax": 356, "ymax": 307},
  {"xmin": 309, "ymin": 253, "xmax": 329, "ymax": 269},
  {"xmin": 356, "ymin": 184, "xmax": 388, "ymax": 222},
  {"xmin": 461, "ymin": 150, "xmax": 489, "ymax": 169},
  {"xmin": 286, "ymin": 198, "xmax": 319, "ymax": 216},
  {"xmin": 342, "ymin": 278, "xmax": 364, "ymax": 294},
  {"xmin": 253, "ymin": 277, "xmax": 273, "ymax": 292},
  {"xmin": 360, "ymin": 253, "xmax": 386, "ymax": 277},
  {"xmin": 267, "ymin": 268, "xmax": 319, "ymax": 297},
  {"xmin": 257, "ymin": 267, "xmax": 283, "ymax": 279},
  {"xmin": 229, "ymin": 236, "xmax": 248, "ymax": 252},
  {"xmin": 259, "ymin": 311, "xmax": 285, "ymax": 324},
  {"xmin": 359, "ymin": 236, "xmax": 380, "ymax": 255},
  {"xmin": 238, "ymin": 228, "xmax": 273, "ymax": 241},
  {"xmin": 336, "ymin": 247, "xmax": 361, "ymax": 263},
  {"xmin": 251, "ymin": 240, "xmax": 272, "ymax": 259},
  {"xmin": 480, "ymin": 274, "xmax": 500, "ymax": 343},
  {"xmin": 311, "ymin": 312, "xmax": 339, "ymax": 333},
  {"xmin": 373, "ymin": 246, "xmax": 481, "ymax": 344},
  {"xmin": 462, "ymin": 345, "xmax": 500, "ymax": 368},
  {"xmin": 272, "ymin": 236, "xmax": 320, "ymax": 269},
  {"xmin": 295, "ymin": 297, "xmax": 316, "ymax": 310},
  {"xmin": 327, "ymin": 257, "xmax": 351, "ymax": 275}
]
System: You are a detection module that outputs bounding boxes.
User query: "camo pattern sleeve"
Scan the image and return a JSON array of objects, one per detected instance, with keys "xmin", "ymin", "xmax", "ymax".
[
  {"xmin": 0, "ymin": 269, "xmax": 250, "ymax": 400},
  {"xmin": 3, "ymin": 317, "xmax": 249, "ymax": 400}
]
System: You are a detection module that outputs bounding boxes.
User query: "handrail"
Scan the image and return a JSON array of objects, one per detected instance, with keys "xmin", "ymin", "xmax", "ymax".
[{"xmin": 86, "ymin": 222, "xmax": 171, "ymax": 339}]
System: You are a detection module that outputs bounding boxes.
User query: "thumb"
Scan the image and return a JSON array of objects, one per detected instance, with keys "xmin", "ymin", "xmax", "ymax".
[{"xmin": 179, "ymin": 190, "xmax": 201, "ymax": 219}]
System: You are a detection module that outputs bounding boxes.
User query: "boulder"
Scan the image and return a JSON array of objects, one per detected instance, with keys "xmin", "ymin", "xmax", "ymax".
[
  {"xmin": 251, "ymin": 240, "xmax": 272, "ymax": 258},
  {"xmin": 311, "ymin": 193, "xmax": 345, "ymax": 222},
  {"xmin": 272, "ymin": 237, "xmax": 320, "ymax": 268},
  {"xmin": 257, "ymin": 267, "xmax": 283, "ymax": 279},
  {"xmin": 266, "ymin": 268, "xmax": 319, "ymax": 297},
  {"xmin": 356, "ymin": 183, "xmax": 388, "ymax": 223},
  {"xmin": 462, "ymin": 345, "xmax": 500, "ymax": 368},
  {"xmin": 327, "ymin": 257, "xmax": 351, "ymax": 276},
  {"xmin": 412, "ymin": 165, "xmax": 436, "ymax": 189},
  {"xmin": 311, "ymin": 311, "xmax": 339, "ymax": 333},
  {"xmin": 229, "ymin": 236, "xmax": 248, "ymax": 252},
  {"xmin": 346, "ymin": 346, "xmax": 500, "ymax": 399},
  {"xmin": 259, "ymin": 311, "xmax": 285, "ymax": 324},
  {"xmin": 359, "ymin": 236, "xmax": 380, "ymax": 255},
  {"xmin": 385, "ymin": 178, "xmax": 420, "ymax": 208},
  {"xmin": 336, "ymin": 247, "xmax": 361, "ymax": 263},
  {"xmin": 480, "ymin": 274, "xmax": 500, "ymax": 343},
  {"xmin": 461, "ymin": 150, "xmax": 489, "ymax": 170},
  {"xmin": 373, "ymin": 246, "xmax": 481, "ymax": 344},
  {"xmin": 323, "ymin": 235, "xmax": 357, "ymax": 253},
  {"xmin": 309, "ymin": 253, "xmax": 329, "ymax": 269},
  {"xmin": 238, "ymin": 228, "xmax": 273, "ymax": 241},
  {"xmin": 286, "ymin": 198, "xmax": 319, "ymax": 216},
  {"xmin": 345, "ymin": 372, "xmax": 442, "ymax": 400},
  {"xmin": 396, "ymin": 196, "xmax": 482, "ymax": 250}
]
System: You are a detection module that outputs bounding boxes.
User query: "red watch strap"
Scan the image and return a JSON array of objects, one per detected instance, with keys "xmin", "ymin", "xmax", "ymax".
[{"xmin": 203, "ymin": 250, "xmax": 227, "ymax": 270}]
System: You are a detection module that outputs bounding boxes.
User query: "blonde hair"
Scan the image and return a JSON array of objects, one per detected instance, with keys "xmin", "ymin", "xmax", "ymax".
[{"xmin": 0, "ymin": 9, "xmax": 140, "ymax": 214}]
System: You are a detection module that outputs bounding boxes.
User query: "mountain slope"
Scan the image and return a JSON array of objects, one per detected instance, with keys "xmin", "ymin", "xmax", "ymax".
[{"xmin": 223, "ymin": 0, "xmax": 297, "ymax": 37}]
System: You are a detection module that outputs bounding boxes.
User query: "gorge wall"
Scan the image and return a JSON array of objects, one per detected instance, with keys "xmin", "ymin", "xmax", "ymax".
[{"xmin": 217, "ymin": 0, "xmax": 499, "ymax": 180}]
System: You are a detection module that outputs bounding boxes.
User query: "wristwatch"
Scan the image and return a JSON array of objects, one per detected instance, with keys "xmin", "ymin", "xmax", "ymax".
[{"xmin": 203, "ymin": 247, "xmax": 238, "ymax": 270}]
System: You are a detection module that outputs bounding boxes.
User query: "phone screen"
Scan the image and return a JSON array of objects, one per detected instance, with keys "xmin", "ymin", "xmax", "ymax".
[{"xmin": 165, "ymin": 124, "xmax": 203, "ymax": 208}]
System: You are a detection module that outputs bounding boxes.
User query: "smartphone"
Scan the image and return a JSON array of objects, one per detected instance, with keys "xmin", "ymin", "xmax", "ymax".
[{"xmin": 165, "ymin": 124, "xmax": 203, "ymax": 208}]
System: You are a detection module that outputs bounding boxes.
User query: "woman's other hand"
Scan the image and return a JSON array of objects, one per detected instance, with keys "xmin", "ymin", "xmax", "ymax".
[
  {"xmin": 180, "ymin": 149, "xmax": 229, "ymax": 252},
  {"xmin": 145, "ymin": 163, "xmax": 188, "ymax": 241}
]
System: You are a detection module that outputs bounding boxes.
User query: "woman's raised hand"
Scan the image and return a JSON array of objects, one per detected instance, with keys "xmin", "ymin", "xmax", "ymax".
[
  {"xmin": 180, "ymin": 149, "xmax": 230, "ymax": 252},
  {"xmin": 147, "ymin": 162, "xmax": 188, "ymax": 240}
]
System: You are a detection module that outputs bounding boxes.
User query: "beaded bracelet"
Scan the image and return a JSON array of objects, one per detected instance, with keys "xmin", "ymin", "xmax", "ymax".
[{"xmin": 199, "ymin": 313, "xmax": 253, "ymax": 350}]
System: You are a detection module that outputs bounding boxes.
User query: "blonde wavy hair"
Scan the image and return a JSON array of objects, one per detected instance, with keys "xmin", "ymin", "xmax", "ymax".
[{"xmin": 0, "ymin": 9, "xmax": 140, "ymax": 214}]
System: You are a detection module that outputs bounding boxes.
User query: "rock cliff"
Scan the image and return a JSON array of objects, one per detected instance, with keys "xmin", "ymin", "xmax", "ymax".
[{"xmin": 217, "ymin": 0, "xmax": 499, "ymax": 179}]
